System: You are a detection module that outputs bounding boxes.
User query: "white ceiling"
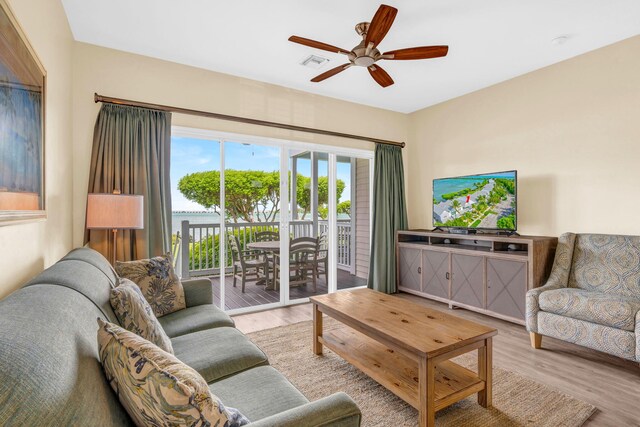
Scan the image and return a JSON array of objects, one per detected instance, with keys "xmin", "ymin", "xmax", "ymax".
[{"xmin": 61, "ymin": 0, "xmax": 640, "ymax": 113}]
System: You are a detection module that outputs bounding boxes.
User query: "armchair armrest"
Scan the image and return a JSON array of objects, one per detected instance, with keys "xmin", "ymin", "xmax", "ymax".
[
  {"xmin": 636, "ymin": 311, "xmax": 640, "ymax": 362},
  {"xmin": 525, "ymin": 232, "xmax": 575, "ymax": 333},
  {"xmin": 248, "ymin": 393, "xmax": 361, "ymax": 427},
  {"xmin": 181, "ymin": 278, "xmax": 213, "ymax": 307}
]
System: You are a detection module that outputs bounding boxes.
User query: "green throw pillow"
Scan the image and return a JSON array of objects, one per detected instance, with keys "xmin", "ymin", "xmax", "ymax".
[
  {"xmin": 110, "ymin": 278, "xmax": 174, "ymax": 353},
  {"xmin": 115, "ymin": 254, "xmax": 186, "ymax": 317},
  {"xmin": 97, "ymin": 319, "xmax": 249, "ymax": 427}
]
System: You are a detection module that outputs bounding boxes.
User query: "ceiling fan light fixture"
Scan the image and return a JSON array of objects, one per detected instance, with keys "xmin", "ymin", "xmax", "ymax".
[{"xmin": 354, "ymin": 56, "xmax": 375, "ymax": 67}]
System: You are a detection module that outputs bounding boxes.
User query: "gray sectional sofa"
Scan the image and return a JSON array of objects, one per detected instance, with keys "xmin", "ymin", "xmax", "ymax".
[{"xmin": 0, "ymin": 248, "xmax": 361, "ymax": 426}]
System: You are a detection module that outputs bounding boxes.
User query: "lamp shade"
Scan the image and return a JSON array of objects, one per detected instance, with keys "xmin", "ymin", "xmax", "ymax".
[{"xmin": 86, "ymin": 193, "xmax": 144, "ymax": 229}]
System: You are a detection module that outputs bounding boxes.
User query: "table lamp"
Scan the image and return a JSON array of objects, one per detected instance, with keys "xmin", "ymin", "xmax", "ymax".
[{"xmin": 86, "ymin": 192, "xmax": 144, "ymax": 264}]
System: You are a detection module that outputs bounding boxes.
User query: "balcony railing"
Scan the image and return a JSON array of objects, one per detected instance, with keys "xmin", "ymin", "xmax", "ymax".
[{"xmin": 178, "ymin": 219, "xmax": 352, "ymax": 279}]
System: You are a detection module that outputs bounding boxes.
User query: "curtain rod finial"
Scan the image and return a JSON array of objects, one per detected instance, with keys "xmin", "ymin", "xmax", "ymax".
[{"xmin": 94, "ymin": 93, "xmax": 99, "ymax": 103}]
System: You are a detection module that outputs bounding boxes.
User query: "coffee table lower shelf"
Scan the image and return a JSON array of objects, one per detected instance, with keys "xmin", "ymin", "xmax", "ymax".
[{"xmin": 319, "ymin": 326, "xmax": 485, "ymax": 412}]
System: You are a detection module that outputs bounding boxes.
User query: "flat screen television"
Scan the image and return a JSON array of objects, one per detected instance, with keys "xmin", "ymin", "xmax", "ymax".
[{"xmin": 433, "ymin": 170, "xmax": 517, "ymax": 231}]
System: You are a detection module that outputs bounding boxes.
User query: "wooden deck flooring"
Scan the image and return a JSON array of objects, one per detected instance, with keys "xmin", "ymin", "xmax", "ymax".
[{"xmin": 204, "ymin": 269, "xmax": 366, "ymax": 310}]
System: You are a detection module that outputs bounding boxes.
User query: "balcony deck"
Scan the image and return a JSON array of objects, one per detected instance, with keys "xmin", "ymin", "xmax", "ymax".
[{"xmin": 204, "ymin": 269, "xmax": 366, "ymax": 310}]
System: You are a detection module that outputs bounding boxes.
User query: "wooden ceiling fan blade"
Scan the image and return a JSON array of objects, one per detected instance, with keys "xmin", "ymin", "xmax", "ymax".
[
  {"xmin": 383, "ymin": 46, "xmax": 449, "ymax": 60},
  {"xmin": 311, "ymin": 64, "xmax": 351, "ymax": 83},
  {"xmin": 364, "ymin": 4, "xmax": 398, "ymax": 48},
  {"xmin": 288, "ymin": 36, "xmax": 351, "ymax": 55},
  {"xmin": 368, "ymin": 65, "xmax": 394, "ymax": 88}
]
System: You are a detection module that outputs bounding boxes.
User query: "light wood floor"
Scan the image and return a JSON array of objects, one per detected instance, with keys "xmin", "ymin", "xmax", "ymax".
[{"xmin": 233, "ymin": 292, "xmax": 640, "ymax": 426}]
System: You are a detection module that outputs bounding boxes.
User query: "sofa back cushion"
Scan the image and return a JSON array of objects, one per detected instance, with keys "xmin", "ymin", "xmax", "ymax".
[
  {"xmin": 0, "ymin": 285, "xmax": 132, "ymax": 426},
  {"xmin": 569, "ymin": 234, "xmax": 640, "ymax": 297},
  {"xmin": 0, "ymin": 248, "xmax": 132, "ymax": 426},
  {"xmin": 24, "ymin": 248, "xmax": 120, "ymax": 323}
]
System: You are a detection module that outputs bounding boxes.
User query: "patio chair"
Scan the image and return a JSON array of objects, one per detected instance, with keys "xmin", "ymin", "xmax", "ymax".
[
  {"xmin": 274, "ymin": 241, "xmax": 318, "ymax": 292},
  {"xmin": 292, "ymin": 236, "xmax": 327, "ymax": 284},
  {"xmin": 316, "ymin": 234, "xmax": 328, "ymax": 283},
  {"xmin": 229, "ymin": 235, "xmax": 268, "ymax": 293},
  {"xmin": 290, "ymin": 236, "xmax": 318, "ymax": 248},
  {"xmin": 255, "ymin": 230, "xmax": 279, "ymax": 241}
]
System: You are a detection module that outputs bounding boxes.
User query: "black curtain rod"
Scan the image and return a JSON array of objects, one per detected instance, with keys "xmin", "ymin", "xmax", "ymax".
[{"xmin": 94, "ymin": 93, "xmax": 405, "ymax": 148}]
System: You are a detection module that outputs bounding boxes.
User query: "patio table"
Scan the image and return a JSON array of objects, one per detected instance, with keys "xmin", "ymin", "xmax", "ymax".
[{"xmin": 247, "ymin": 241, "xmax": 280, "ymax": 289}]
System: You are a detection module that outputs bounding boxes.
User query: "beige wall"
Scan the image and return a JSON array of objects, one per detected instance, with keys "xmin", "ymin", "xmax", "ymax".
[
  {"xmin": 407, "ymin": 35, "xmax": 640, "ymax": 237},
  {"xmin": 3, "ymin": 2, "xmax": 637, "ymax": 299},
  {"xmin": 0, "ymin": 0, "xmax": 74, "ymax": 299},
  {"xmin": 71, "ymin": 42, "xmax": 408, "ymax": 247}
]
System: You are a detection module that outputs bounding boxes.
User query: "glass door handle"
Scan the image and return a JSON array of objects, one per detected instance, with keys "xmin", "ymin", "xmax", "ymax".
[{"xmin": 446, "ymin": 272, "xmax": 450, "ymax": 280}]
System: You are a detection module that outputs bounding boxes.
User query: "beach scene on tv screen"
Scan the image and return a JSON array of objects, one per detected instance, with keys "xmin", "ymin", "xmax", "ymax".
[{"xmin": 433, "ymin": 172, "xmax": 516, "ymax": 230}]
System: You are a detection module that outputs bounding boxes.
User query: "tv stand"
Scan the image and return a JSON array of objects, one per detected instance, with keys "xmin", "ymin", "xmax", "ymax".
[{"xmin": 396, "ymin": 230, "xmax": 557, "ymax": 325}]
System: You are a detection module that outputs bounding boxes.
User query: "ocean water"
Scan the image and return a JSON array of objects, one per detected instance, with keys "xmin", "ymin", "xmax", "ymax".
[{"xmin": 172, "ymin": 211, "xmax": 220, "ymax": 234}]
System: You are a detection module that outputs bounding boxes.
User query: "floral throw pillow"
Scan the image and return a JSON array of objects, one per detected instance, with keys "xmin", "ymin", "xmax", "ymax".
[
  {"xmin": 115, "ymin": 254, "xmax": 186, "ymax": 317},
  {"xmin": 110, "ymin": 278, "xmax": 174, "ymax": 354},
  {"xmin": 97, "ymin": 319, "xmax": 249, "ymax": 427}
]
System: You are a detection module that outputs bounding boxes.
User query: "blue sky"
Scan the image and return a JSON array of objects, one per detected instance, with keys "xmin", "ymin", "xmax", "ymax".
[{"xmin": 171, "ymin": 137, "xmax": 352, "ymax": 211}]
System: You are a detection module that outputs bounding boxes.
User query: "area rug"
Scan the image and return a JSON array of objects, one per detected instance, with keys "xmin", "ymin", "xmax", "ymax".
[{"xmin": 247, "ymin": 319, "xmax": 596, "ymax": 427}]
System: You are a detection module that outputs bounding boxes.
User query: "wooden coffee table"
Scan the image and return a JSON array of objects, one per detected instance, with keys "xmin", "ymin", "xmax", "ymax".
[{"xmin": 310, "ymin": 288, "xmax": 498, "ymax": 427}]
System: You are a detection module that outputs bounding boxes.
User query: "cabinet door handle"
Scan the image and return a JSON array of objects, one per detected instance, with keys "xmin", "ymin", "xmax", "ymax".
[
  {"xmin": 417, "ymin": 267, "xmax": 421, "ymax": 274},
  {"xmin": 446, "ymin": 272, "xmax": 450, "ymax": 280}
]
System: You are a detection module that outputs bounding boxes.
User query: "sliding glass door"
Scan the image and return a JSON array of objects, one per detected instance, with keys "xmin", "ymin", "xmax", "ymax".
[
  {"xmin": 171, "ymin": 136, "xmax": 223, "ymax": 310},
  {"xmin": 171, "ymin": 127, "xmax": 373, "ymax": 314},
  {"xmin": 287, "ymin": 149, "xmax": 331, "ymax": 303},
  {"xmin": 221, "ymin": 141, "xmax": 282, "ymax": 311}
]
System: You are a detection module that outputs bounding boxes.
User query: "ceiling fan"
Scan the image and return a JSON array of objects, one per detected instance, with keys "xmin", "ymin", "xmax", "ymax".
[{"xmin": 288, "ymin": 4, "xmax": 448, "ymax": 88}]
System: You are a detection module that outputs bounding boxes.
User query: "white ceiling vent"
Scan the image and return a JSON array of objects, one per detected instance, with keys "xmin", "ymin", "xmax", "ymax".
[{"xmin": 300, "ymin": 54, "xmax": 329, "ymax": 69}]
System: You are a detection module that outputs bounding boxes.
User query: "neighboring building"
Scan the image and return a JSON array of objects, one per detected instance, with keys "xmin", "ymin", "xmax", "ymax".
[{"xmin": 433, "ymin": 202, "xmax": 453, "ymax": 223}]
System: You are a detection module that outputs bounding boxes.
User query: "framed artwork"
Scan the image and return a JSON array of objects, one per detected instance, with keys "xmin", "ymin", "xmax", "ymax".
[{"xmin": 0, "ymin": 0, "xmax": 46, "ymax": 225}]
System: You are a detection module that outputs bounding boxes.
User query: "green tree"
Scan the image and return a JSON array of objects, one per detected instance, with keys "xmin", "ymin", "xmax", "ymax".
[
  {"xmin": 497, "ymin": 214, "xmax": 515, "ymax": 230},
  {"xmin": 295, "ymin": 176, "xmax": 345, "ymax": 219},
  {"xmin": 443, "ymin": 217, "xmax": 467, "ymax": 227},
  {"xmin": 337, "ymin": 200, "xmax": 351, "ymax": 216},
  {"xmin": 317, "ymin": 206, "xmax": 328, "ymax": 219},
  {"xmin": 179, "ymin": 170, "xmax": 345, "ymax": 222},
  {"xmin": 178, "ymin": 170, "xmax": 281, "ymax": 223},
  {"xmin": 452, "ymin": 199, "xmax": 461, "ymax": 213},
  {"xmin": 495, "ymin": 178, "xmax": 515, "ymax": 194}
]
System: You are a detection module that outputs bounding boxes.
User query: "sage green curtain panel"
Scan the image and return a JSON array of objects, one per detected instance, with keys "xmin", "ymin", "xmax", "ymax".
[
  {"xmin": 85, "ymin": 104, "xmax": 172, "ymax": 261},
  {"xmin": 367, "ymin": 144, "xmax": 408, "ymax": 294}
]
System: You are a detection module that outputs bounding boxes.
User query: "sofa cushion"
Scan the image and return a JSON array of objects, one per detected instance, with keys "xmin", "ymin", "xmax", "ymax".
[
  {"xmin": 159, "ymin": 304, "xmax": 234, "ymax": 338},
  {"xmin": 24, "ymin": 258, "xmax": 119, "ymax": 323},
  {"xmin": 173, "ymin": 327, "xmax": 268, "ymax": 383},
  {"xmin": 61, "ymin": 247, "xmax": 119, "ymax": 287},
  {"xmin": 0, "ymin": 285, "xmax": 132, "ymax": 426},
  {"xmin": 110, "ymin": 278, "xmax": 174, "ymax": 353},
  {"xmin": 569, "ymin": 234, "xmax": 640, "ymax": 298},
  {"xmin": 539, "ymin": 288, "xmax": 640, "ymax": 331},
  {"xmin": 115, "ymin": 254, "xmax": 186, "ymax": 317},
  {"xmin": 538, "ymin": 311, "xmax": 636, "ymax": 361},
  {"xmin": 97, "ymin": 319, "xmax": 249, "ymax": 427},
  {"xmin": 209, "ymin": 366, "xmax": 308, "ymax": 422}
]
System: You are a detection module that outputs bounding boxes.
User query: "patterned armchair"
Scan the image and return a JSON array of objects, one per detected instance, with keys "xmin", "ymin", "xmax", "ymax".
[{"xmin": 526, "ymin": 233, "xmax": 640, "ymax": 362}]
